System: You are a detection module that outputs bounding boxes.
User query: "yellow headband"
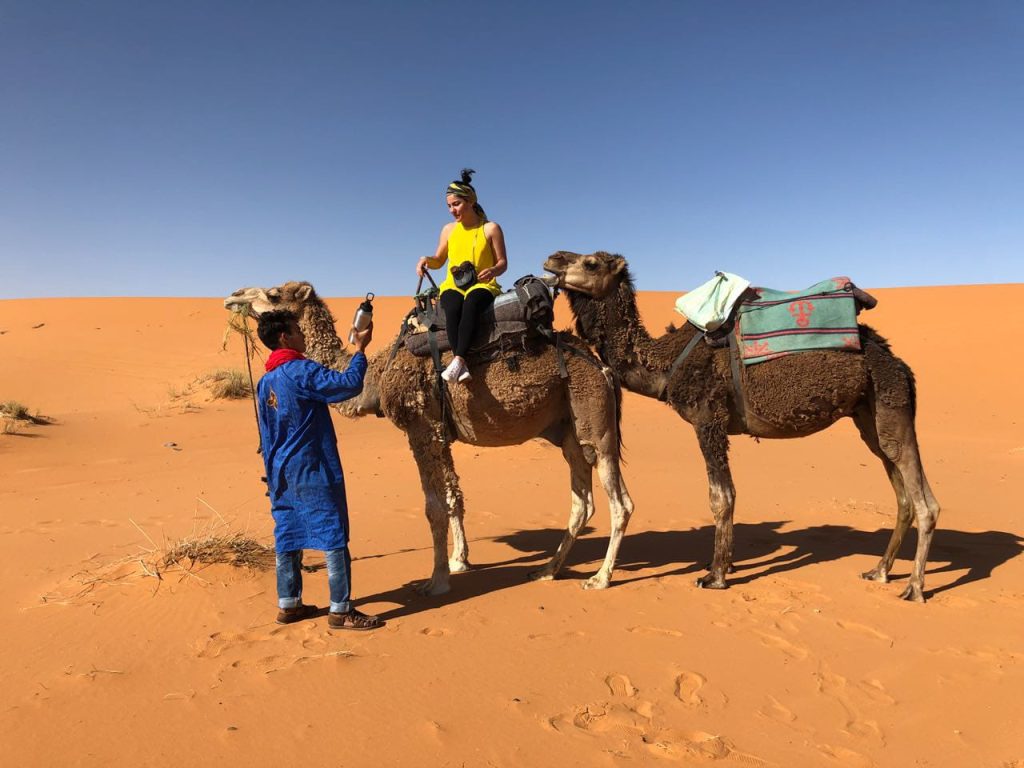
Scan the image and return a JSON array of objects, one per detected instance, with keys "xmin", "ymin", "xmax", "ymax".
[{"xmin": 446, "ymin": 182, "xmax": 477, "ymax": 206}]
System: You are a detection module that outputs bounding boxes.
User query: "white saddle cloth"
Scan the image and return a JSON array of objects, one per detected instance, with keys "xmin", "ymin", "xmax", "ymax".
[{"xmin": 674, "ymin": 271, "xmax": 751, "ymax": 332}]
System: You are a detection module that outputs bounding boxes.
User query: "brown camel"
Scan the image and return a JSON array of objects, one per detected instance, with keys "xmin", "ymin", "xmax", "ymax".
[
  {"xmin": 224, "ymin": 281, "xmax": 635, "ymax": 595},
  {"xmin": 543, "ymin": 251, "xmax": 940, "ymax": 602}
]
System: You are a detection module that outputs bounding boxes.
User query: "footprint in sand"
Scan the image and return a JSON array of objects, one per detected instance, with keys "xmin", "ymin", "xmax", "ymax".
[
  {"xmin": 674, "ymin": 671, "xmax": 728, "ymax": 710},
  {"xmin": 835, "ymin": 619, "xmax": 893, "ymax": 643},
  {"xmin": 419, "ymin": 627, "xmax": 450, "ymax": 638},
  {"xmin": 605, "ymin": 673, "xmax": 636, "ymax": 698},
  {"xmin": 626, "ymin": 625, "xmax": 684, "ymax": 638},
  {"xmin": 758, "ymin": 695, "xmax": 798, "ymax": 725},
  {"xmin": 816, "ymin": 743, "xmax": 873, "ymax": 768},
  {"xmin": 814, "ymin": 664, "xmax": 887, "ymax": 745},
  {"xmin": 546, "ymin": 695, "xmax": 763, "ymax": 765},
  {"xmin": 755, "ymin": 631, "xmax": 809, "ymax": 660}
]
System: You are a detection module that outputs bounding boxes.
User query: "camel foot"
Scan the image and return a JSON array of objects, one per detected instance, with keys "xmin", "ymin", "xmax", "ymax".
[
  {"xmin": 413, "ymin": 579, "xmax": 451, "ymax": 597},
  {"xmin": 899, "ymin": 584, "xmax": 926, "ymax": 603},
  {"xmin": 582, "ymin": 574, "xmax": 610, "ymax": 590},
  {"xmin": 448, "ymin": 558, "xmax": 471, "ymax": 574},
  {"xmin": 528, "ymin": 567, "xmax": 557, "ymax": 582},
  {"xmin": 861, "ymin": 568, "xmax": 889, "ymax": 583},
  {"xmin": 695, "ymin": 574, "xmax": 728, "ymax": 590}
]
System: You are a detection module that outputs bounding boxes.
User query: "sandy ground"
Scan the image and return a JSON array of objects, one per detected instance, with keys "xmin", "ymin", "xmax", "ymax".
[{"xmin": 1, "ymin": 284, "xmax": 1022, "ymax": 767}]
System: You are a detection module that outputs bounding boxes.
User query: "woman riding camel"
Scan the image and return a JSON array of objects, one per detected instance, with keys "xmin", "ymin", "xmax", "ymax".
[{"xmin": 416, "ymin": 168, "xmax": 508, "ymax": 384}]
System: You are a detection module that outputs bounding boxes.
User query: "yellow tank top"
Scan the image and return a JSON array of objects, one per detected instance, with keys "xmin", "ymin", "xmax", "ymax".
[{"xmin": 439, "ymin": 222, "xmax": 502, "ymax": 297}]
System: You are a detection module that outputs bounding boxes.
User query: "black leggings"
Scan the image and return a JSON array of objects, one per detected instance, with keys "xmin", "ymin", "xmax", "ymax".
[{"xmin": 440, "ymin": 289, "xmax": 494, "ymax": 359}]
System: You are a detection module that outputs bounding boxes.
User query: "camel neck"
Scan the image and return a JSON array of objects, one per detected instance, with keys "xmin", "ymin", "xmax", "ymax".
[
  {"xmin": 568, "ymin": 283, "xmax": 671, "ymax": 398},
  {"xmin": 299, "ymin": 301, "xmax": 352, "ymax": 372}
]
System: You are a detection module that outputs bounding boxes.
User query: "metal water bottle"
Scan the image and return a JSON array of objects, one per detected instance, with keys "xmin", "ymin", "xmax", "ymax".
[{"xmin": 349, "ymin": 292, "xmax": 374, "ymax": 344}]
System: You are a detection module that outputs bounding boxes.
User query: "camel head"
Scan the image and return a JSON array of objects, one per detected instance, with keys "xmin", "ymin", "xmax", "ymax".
[
  {"xmin": 224, "ymin": 281, "xmax": 320, "ymax": 319},
  {"xmin": 543, "ymin": 251, "xmax": 628, "ymax": 298},
  {"xmin": 223, "ymin": 281, "xmax": 382, "ymax": 416}
]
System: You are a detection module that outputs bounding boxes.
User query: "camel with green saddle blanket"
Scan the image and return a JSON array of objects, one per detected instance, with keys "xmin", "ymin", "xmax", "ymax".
[{"xmin": 544, "ymin": 251, "xmax": 940, "ymax": 603}]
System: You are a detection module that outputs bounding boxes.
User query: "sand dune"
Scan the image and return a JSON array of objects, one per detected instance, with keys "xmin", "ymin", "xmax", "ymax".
[{"xmin": 1, "ymin": 285, "xmax": 1022, "ymax": 766}]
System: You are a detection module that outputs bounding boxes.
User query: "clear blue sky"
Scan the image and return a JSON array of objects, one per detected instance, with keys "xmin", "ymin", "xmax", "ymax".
[{"xmin": 2, "ymin": 1, "xmax": 1021, "ymax": 298}]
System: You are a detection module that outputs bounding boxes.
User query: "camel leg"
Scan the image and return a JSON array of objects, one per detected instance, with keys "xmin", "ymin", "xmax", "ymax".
[
  {"xmin": 583, "ymin": 446, "xmax": 635, "ymax": 590},
  {"xmin": 406, "ymin": 426, "xmax": 465, "ymax": 596},
  {"xmin": 853, "ymin": 407, "xmax": 913, "ymax": 584},
  {"xmin": 862, "ymin": 404, "xmax": 940, "ymax": 602},
  {"xmin": 529, "ymin": 430, "xmax": 596, "ymax": 582},
  {"xmin": 694, "ymin": 421, "xmax": 736, "ymax": 590}
]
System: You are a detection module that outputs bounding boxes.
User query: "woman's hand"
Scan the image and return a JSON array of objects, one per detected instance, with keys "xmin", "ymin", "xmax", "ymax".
[
  {"xmin": 477, "ymin": 259, "xmax": 506, "ymax": 283},
  {"xmin": 416, "ymin": 257, "xmax": 431, "ymax": 277}
]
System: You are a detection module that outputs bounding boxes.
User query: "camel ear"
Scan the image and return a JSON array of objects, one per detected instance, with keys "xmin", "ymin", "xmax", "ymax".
[
  {"xmin": 610, "ymin": 256, "xmax": 627, "ymax": 274},
  {"xmin": 295, "ymin": 283, "xmax": 315, "ymax": 302}
]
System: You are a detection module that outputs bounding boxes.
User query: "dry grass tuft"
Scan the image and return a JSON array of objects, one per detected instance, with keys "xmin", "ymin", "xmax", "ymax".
[
  {"xmin": 222, "ymin": 305, "xmax": 264, "ymax": 361},
  {"xmin": 1, "ymin": 400, "xmax": 50, "ymax": 433},
  {"xmin": 39, "ymin": 501, "xmax": 274, "ymax": 604},
  {"xmin": 198, "ymin": 368, "xmax": 252, "ymax": 399},
  {"xmin": 1, "ymin": 400, "xmax": 30, "ymax": 420},
  {"xmin": 160, "ymin": 529, "xmax": 275, "ymax": 571}
]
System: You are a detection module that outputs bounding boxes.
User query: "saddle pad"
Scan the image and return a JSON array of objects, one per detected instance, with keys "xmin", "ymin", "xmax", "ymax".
[{"xmin": 737, "ymin": 277, "xmax": 861, "ymax": 365}]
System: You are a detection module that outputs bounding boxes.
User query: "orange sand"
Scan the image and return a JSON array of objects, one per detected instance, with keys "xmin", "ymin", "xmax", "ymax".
[{"xmin": 1, "ymin": 286, "xmax": 1022, "ymax": 767}]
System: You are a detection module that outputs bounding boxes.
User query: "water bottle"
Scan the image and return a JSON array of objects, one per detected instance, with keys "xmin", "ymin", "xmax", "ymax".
[{"xmin": 349, "ymin": 292, "xmax": 374, "ymax": 344}]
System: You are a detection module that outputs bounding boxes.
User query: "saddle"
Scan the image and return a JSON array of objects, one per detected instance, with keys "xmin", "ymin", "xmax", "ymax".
[
  {"xmin": 705, "ymin": 276, "xmax": 877, "ymax": 364},
  {"xmin": 404, "ymin": 275, "xmax": 556, "ymax": 361}
]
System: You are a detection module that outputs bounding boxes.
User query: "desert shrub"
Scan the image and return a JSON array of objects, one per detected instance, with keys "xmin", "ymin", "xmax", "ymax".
[
  {"xmin": 200, "ymin": 369, "xmax": 252, "ymax": 400},
  {"xmin": 160, "ymin": 530, "xmax": 275, "ymax": 571},
  {"xmin": 0, "ymin": 400, "xmax": 30, "ymax": 420}
]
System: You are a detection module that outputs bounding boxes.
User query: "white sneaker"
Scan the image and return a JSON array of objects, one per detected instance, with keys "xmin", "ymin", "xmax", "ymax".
[
  {"xmin": 441, "ymin": 357, "xmax": 464, "ymax": 383},
  {"xmin": 457, "ymin": 364, "xmax": 472, "ymax": 383}
]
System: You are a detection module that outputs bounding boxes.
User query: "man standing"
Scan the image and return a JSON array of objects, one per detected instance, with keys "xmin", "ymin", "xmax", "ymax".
[{"xmin": 256, "ymin": 309, "xmax": 383, "ymax": 630}]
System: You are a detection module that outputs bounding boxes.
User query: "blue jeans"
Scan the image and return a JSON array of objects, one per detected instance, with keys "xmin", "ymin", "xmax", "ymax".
[{"xmin": 276, "ymin": 548, "xmax": 352, "ymax": 614}]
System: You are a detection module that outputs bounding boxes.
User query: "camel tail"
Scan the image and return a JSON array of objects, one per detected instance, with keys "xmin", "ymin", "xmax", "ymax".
[
  {"xmin": 859, "ymin": 324, "xmax": 917, "ymax": 418},
  {"xmin": 613, "ymin": 371, "xmax": 625, "ymax": 462}
]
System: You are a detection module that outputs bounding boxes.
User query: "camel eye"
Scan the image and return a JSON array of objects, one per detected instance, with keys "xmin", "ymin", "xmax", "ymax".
[{"xmin": 583, "ymin": 260, "xmax": 598, "ymax": 272}]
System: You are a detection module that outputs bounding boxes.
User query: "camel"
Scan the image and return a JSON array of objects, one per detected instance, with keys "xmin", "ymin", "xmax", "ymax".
[
  {"xmin": 543, "ymin": 251, "xmax": 940, "ymax": 602},
  {"xmin": 224, "ymin": 281, "xmax": 635, "ymax": 595}
]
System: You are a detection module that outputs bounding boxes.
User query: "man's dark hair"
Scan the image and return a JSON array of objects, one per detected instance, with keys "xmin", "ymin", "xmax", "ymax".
[{"xmin": 257, "ymin": 310, "xmax": 298, "ymax": 350}]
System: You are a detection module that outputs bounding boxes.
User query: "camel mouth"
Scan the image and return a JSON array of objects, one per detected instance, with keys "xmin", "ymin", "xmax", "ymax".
[{"xmin": 224, "ymin": 300, "xmax": 261, "ymax": 318}]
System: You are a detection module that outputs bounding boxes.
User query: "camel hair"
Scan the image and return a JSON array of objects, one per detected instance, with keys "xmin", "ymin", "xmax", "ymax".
[
  {"xmin": 224, "ymin": 280, "xmax": 635, "ymax": 595},
  {"xmin": 543, "ymin": 251, "xmax": 940, "ymax": 602}
]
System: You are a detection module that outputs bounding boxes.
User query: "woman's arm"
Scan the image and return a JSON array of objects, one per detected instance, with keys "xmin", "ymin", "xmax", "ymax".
[
  {"xmin": 477, "ymin": 221, "xmax": 507, "ymax": 282},
  {"xmin": 417, "ymin": 223, "xmax": 454, "ymax": 276}
]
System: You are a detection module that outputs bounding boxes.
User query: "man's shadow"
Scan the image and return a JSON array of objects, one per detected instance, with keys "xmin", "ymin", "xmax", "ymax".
[{"xmin": 359, "ymin": 520, "xmax": 1023, "ymax": 620}]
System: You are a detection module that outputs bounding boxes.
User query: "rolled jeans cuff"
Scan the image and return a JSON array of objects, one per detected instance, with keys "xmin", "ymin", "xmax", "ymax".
[{"xmin": 330, "ymin": 600, "xmax": 352, "ymax": 614}]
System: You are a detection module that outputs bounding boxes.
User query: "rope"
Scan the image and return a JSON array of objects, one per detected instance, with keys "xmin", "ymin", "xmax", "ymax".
[{"xmin": 241, "ymin": 317, "xmax": 263, "ymax": 454}]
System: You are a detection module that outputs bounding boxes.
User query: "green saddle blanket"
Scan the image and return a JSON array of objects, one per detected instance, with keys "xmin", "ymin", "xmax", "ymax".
[{"xmin": 736, "ymin": 277, "xmax": 861, "ymax": 365}]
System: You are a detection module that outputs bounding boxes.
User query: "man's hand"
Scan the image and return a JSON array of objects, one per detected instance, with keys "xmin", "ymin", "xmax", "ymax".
[{"xmin": 351, "ymin": 322, "xmax": 373, "ymax": 353}]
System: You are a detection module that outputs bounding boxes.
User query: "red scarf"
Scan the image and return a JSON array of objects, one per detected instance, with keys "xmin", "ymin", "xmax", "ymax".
[{"xmin": 265, "ymin": 348, "xmax": 306, "ymax": 372}]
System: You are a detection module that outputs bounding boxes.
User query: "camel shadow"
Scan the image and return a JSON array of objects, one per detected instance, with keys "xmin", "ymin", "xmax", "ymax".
[
  {"xmin": 361, "ymin": 521, "xmax": 1023, "ymax": 618},
  {"xmin": 497, "ymin": 522, "xmax": 1024, "ymax": 598}
]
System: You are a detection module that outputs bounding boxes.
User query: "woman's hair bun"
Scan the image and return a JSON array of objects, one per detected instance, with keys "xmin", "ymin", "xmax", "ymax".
[{"xmin": 460, "ymin": 168, "xmax": 476, "ymax": 184}]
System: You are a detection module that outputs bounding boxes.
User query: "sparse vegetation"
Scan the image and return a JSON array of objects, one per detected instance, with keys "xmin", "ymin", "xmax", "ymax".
[
  {"xmin": 1, "ymin": 400, "xmax": 30, "ymax": 420},
  {"xmin": 1, "ymin": 400, "xmax": 48, "ymax": 433},
  {"xmin": 200, "ymin": 368, "xmax": 252, "ymax": 399},
  {"xmin": 40, "ymin": 504, "xmax": 274, "ymax": 604}
]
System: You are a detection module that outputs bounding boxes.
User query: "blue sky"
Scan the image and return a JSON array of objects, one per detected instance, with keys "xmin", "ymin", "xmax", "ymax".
[{"xmin": 1, "ymin": 1, "xmax": 1021, "ymax": 298}]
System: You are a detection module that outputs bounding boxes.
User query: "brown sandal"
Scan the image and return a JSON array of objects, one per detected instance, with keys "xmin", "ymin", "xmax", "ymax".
[
  {"xmin": 276, "ymin": 604, "xmax": 315, "ymax": 625},
  {"xmin": 328, "ymin": 609, "xmax": 384, "ymax": 631}
]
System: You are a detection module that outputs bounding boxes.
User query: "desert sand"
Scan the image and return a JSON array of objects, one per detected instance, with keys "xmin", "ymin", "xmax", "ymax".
[{"xmin": 1, "ymin": 284, "xmax": 1022, "ymax": 767}]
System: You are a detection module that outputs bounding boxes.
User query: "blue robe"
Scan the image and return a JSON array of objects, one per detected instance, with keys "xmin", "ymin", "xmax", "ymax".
[{"xmin": 257, "ymin": 353, "xmax": 367, "ymax": 553}]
